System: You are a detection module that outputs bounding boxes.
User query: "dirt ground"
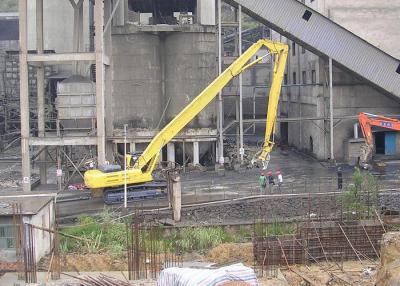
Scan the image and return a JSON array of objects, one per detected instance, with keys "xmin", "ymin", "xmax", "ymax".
[
  {"xmin": 36, "ymin": 243, "xmax": 381, "ymax": 285},
  {"xmin": 282, "ymin": 260, "xmax": 377, "ymax": 286}
]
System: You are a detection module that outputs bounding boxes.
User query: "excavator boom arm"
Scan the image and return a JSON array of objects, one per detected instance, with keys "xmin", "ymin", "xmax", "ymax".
[
  {"xmin": 256, "ymin": 51, "xmax": 288, "ymax": 164},
  {"xmin": 135, "ymin": 39, "xmax": 288, "ymax": 171}
]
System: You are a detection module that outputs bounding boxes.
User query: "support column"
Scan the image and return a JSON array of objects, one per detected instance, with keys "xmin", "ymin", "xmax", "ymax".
[
  {"xmin": 170, "ymin": 174, "xmax": 181, "ymax": 222},
  {"xmin": 129, "ymin": 142, "xmax": 136, "ymax": 153},
  {"xmin": 193, "ymin": 141, "xmax": 200, "ymax": 165},
  {"xmin": 217, "ymin": 0, "xmax": 224, "ymax": 165},
  {"xmin": 167, "ymin": 143, "xmax": 175, "ymax": 163},
  {"xmin": 238, "ymin": 5, "xmax": 244, "ymax": 163},
  {"xmin": 37, "ymin": 0, "xmax": 47, "ymax": 184},
  {"xmin": 329, "ymin": 57, "xmax": 334, "ymax": 161},
  {"xmin": 19, "ymin": 0, "xmax": 31, "ymax": 192},
  {"xmin": 354, "ymin": 123, "xmax": 359, "ymax": 139},
  {"xmin": 70, "ymin": 0, "xmax": 84, "ymax": 74},
  {"xmin": 95, "ymin": 0, "xmax": 106, "ymax": 165}
]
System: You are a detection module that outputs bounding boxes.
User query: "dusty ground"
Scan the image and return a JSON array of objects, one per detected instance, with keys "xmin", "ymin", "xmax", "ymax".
[
  {"xmin": 36, "ymin": 243, "xmax": 381, "ymax": 286},
  {"xmin": 282, "ymin": 260, "xmax": 377, "ymax": 286},
  {"xmin": 206, "ymin": 243, "xmax": 254, "ymax": 266}
]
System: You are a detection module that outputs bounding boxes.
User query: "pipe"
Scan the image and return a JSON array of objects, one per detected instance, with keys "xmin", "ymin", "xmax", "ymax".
[
  {"xmin": 329, "ymin": 57, "xmax": 334, "ymax": 160},
  {"xmin": 238, "ymin": 5, "xmax": 244, "ymax": 163}
]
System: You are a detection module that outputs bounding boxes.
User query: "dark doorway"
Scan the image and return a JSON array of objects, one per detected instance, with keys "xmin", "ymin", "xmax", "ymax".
[
  {"xmin": 280, "ymin": 122, "xmax": 288, "ymax": 145},
  {"xmin": 374, "ymin": 132, "xmax": 385, "ymax": 154},
  {"xmin": 309, "ymin": 136, "xmax": 314, "ymax": 153}
]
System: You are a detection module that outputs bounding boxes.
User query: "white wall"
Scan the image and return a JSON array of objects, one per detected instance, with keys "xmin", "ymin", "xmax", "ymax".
[{"xmin": 24, "ymin": 200, "xmax": 54, "ymax": 263}]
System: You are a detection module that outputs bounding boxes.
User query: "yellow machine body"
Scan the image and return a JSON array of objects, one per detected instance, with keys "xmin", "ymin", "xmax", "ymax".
[{"xmin": 84, "ymin": 39, "xmax": 288, "ymax": 191}]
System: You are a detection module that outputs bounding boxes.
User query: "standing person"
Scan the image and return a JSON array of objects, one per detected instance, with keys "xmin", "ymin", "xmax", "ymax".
[
  {"xmin": 267, "ymin": 171, "xmax": 275, "ymax": 193},
  {"xmin": 259, "ymin": 172, "xmax": 267, "ymax": 194},
  {"xmin": 276, "ymin": 171, "xmax": 283, "ymax": 190},
  {"xmin": 337, "ymin": 167, "xmax": 343, "ymax": 190}
]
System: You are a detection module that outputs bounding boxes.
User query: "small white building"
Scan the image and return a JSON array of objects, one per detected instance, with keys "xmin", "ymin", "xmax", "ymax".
[{"xmin": 0, "ymin": 196, "xmax": 55, "ymax": 270}]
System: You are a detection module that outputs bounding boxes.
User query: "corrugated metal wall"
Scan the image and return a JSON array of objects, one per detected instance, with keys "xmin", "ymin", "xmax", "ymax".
[{"xmin": 226, "ymin": 0, "xmax": 400, "ymax": 98}]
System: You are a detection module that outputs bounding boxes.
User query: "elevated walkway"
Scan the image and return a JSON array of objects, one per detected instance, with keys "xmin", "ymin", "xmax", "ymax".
[{"xmin": 226, "ymin": 0, "xmax": 400, "ymax": 98}]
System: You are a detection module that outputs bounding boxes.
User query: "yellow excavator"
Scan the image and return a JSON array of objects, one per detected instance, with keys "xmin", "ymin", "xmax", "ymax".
[{"xmin": 84, "ymin": 39, "xmax": 288, "ymax": 203}]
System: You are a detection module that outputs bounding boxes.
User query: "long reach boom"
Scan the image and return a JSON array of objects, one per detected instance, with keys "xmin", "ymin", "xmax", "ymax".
[{"xmin": 84, "ymin": 39, "xmax": 288, "ymax": 196}]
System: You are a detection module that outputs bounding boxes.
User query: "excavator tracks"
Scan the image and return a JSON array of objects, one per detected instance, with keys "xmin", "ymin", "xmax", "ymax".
[{"xmin": 103, "ymin": 180, "xmax": 167, "ymax": 205}]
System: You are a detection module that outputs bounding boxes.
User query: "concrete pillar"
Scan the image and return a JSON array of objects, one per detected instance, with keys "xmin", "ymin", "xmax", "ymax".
[
  {"xmin": 217, "ymin": 0, "xmax": 224, "ymax": 165},
  {"xmin": 171, "ymin": 175, "xmax": 181, "ymax": 222},
  {"xmin": 354, "ymin": 123, "xmax": 359, "ymax": 139},
  {"xmin": 167, "ymin": 143, "xmax": 175, "ymax": 163},
  {"xmin": 95, "ymin": 0, "xmax": 106, "ymax": 165},
  {"xmin": 70, "ymin": 0, "xmax": 84, "ymax": 74},
  {"xmin": 129, "ymin": 142, "xmax": 136, "ymax": 153},
  {"xmin": 19, "ymin": 0, "xmax": 31, "ymax": 192},
  {"xmin": 37, "ymin": 0, "xmax": 47, "ymax": 184},
  {"xmin": 114, "ymin": 0, "xmax": 125, "ymax": 26},
  {"xmin": 193, "ymin": 141, "xmax": 200, "ymax": 165},
  {"xmin": 104, "ymin": 0, "xmax": 114, "ymax": 161}
]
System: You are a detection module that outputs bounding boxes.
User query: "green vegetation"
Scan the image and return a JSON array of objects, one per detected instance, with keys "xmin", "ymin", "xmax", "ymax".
[
  {"xmin": 60, "ymin": 210, "xmax": 239, "ymax": 255},
  {"xmin": 338, "ymin": 168, "xmax": 379, "ymax": 219},
  {"xmin": 166, "ymin": 227, "xmax": 235, "ymax": 252},
  {"xmin": 60, "ymin": 210, "xmax": 299, "ymax": 256},
  {"xmin": 60, "ymin": 211, "xmax": 126, "ymax": 256},
  {"xmin": 254, "ymin": 221, "xmax": 297, "ymax": 237},
  {"xmin": 0, "ymin": 0, "xmax": 17, "ymax": 12}
]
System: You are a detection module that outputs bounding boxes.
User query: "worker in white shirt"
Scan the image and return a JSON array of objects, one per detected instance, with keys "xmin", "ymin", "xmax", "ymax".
[{"xmin": 276, "ymin": 170, "xmax": 283, "ymax": 190}]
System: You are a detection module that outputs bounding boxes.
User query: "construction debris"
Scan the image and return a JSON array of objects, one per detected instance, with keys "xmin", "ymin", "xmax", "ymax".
[{"xmin": 61, "ymin": 273, "xmax": 132, "ymax": 286}]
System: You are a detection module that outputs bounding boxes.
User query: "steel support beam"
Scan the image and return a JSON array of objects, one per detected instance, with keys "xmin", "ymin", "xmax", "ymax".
[
  {"xmin": 329, "ymin": 58, "xmax": 334, "ymax": 161},
  {"xmin": 19, "ymin": 0, "xmax": 31, "ymax": 192}
]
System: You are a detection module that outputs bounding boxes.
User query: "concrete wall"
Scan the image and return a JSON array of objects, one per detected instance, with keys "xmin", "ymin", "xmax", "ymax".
[
  {"xmin": 164, "ymin": 32, "xmax": 216, "ymax": 128},
  {"xmin": 26, "ymin": 201, "xmax": 54, "ymax": 263},
  {"xmin": 112, "ymin": 28, "xmax": 217, "ymax": 130},
  {"xmin": 317, "ymin": 0, "xmax": 400, "ymax": 59},
  {"xmin": 112, "ymin": 33, "xmax": 162, "ymax": 129}
]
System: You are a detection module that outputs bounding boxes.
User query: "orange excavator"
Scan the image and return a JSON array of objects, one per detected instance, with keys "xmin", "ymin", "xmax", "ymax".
[{"xmin": 358, "ymin": 112, "xmax": 400, "ymax": 169}]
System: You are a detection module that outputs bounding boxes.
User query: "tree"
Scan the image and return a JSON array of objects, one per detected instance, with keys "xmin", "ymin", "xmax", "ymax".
[{"xmin": 338, "ymin": 168, "xmax": 379, "ymax": 219}]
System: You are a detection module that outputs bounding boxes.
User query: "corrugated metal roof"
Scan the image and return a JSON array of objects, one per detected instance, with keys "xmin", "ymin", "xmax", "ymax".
[{"xmin": 226, "ymin": 0, "xmax": 400, "ymax": 98}]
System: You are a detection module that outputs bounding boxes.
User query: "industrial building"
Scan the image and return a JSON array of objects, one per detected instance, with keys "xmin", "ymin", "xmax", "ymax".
[
  {"xmin": 275, "ymin": 0, "xmax": 400, "ymax": 163},
  {"xmin": 0, "ymin": 0, "xmax": 399, "ymax": 191}
]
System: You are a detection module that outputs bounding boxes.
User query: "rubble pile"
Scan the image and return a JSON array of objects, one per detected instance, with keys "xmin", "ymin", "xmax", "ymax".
[
  {"xmin": 223, "ymin": 142, "xmax": 258, "ymax": 169},
  {"xmin": 0, "ymin": 164, "xmax": 39, "ymax": 188}
]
